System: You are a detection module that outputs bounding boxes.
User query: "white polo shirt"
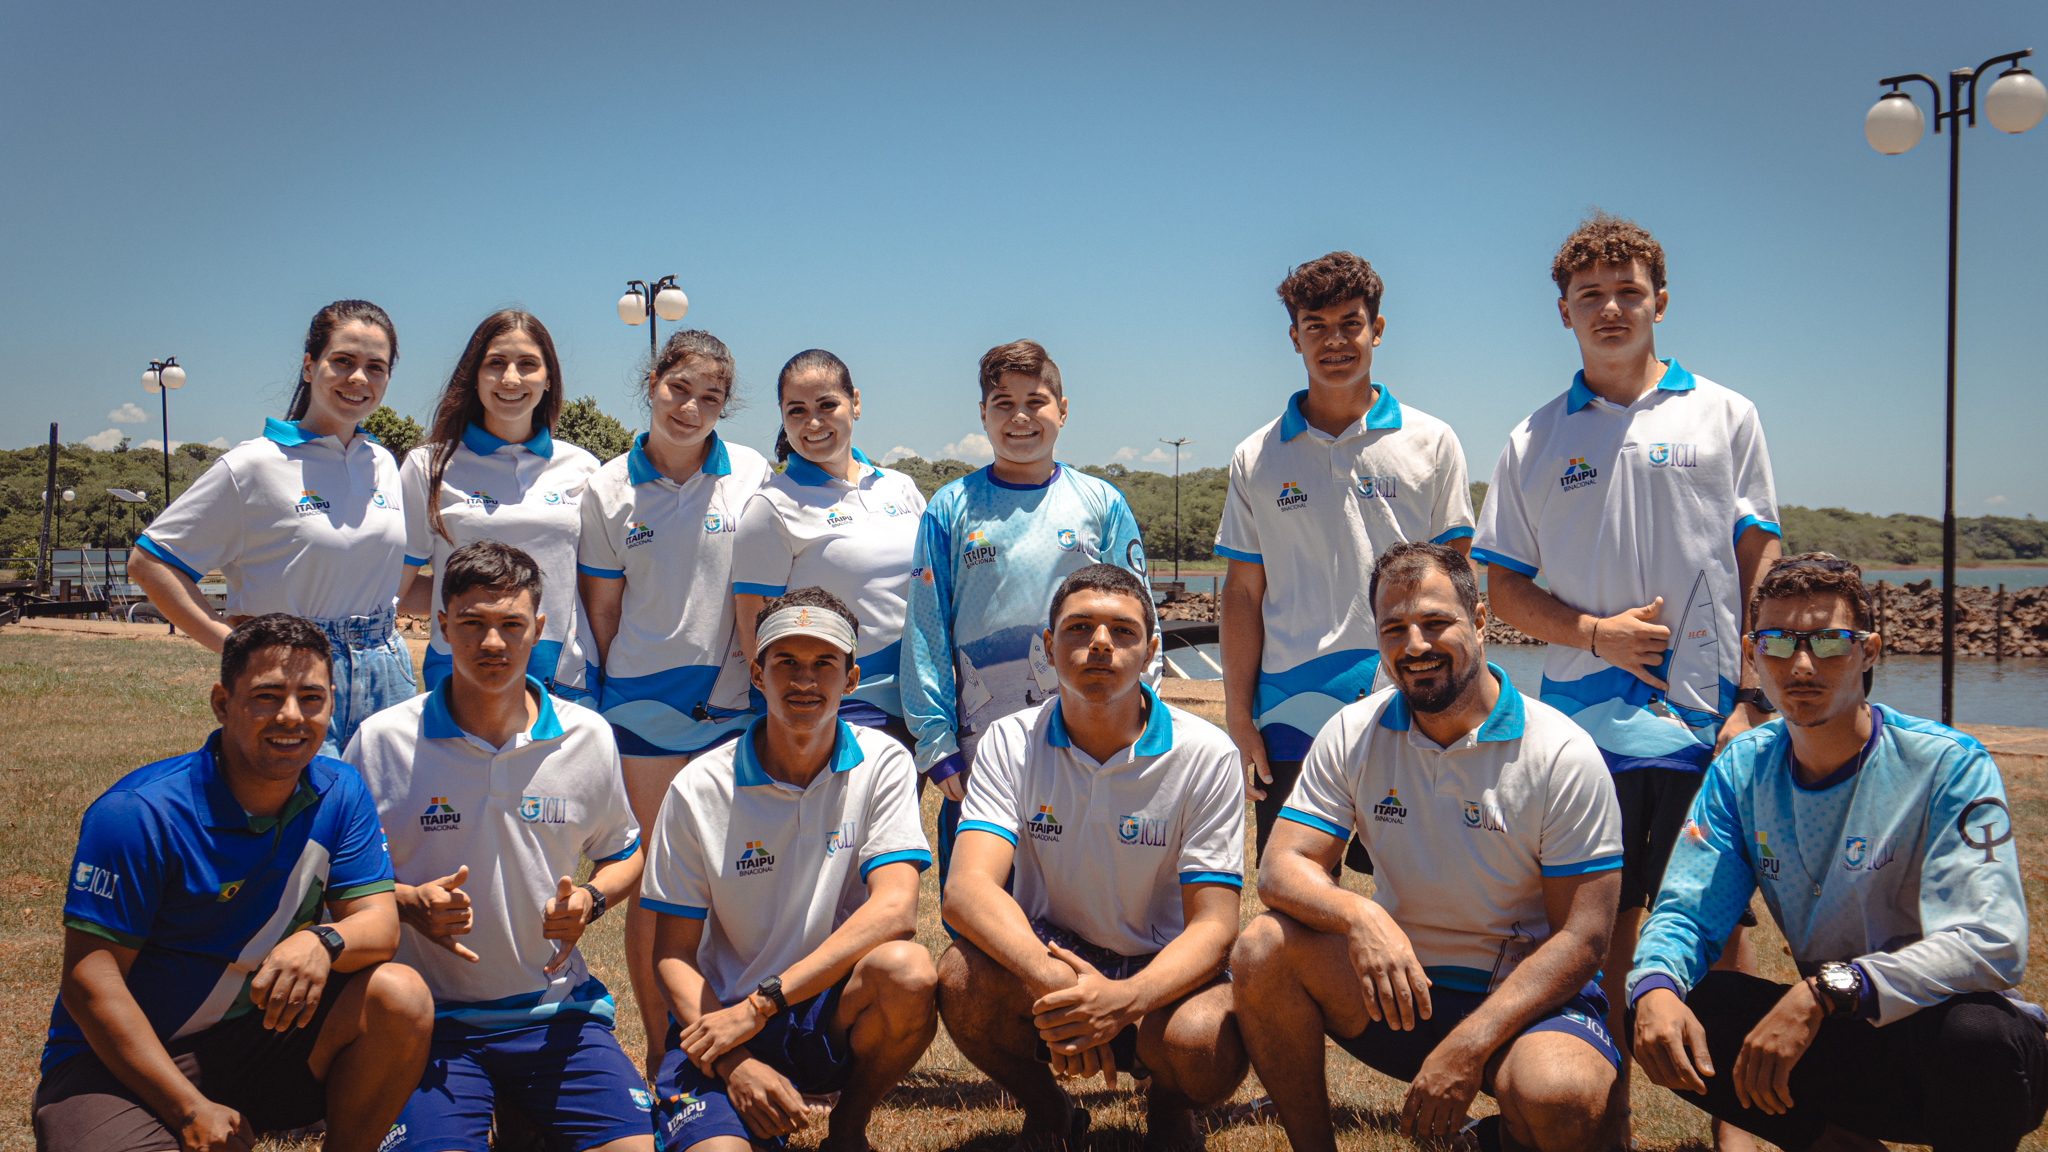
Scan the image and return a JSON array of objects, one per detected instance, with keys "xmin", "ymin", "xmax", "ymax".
[
  {"xmin": 639, "ymin": 720, "xmax": 930, "ymax": 1005},
  {"xmin": 1214, "ymin": 386, "xmax": 1474, "ymax": 761},
  {"xmin": 401, "ymin": 427, "xmax": 602, "ymax": 694},
  {"xmin": 731, "ymin": 448, "xmax": 926, "ymax": 719},
  {"xmin": 138, "ymin": 418, "xmax": 408, "ymax": 621},
  {"xmin": 344, "ymin": 677, "xmax": 640, "ymax": 1032},
  {"xmin": 1279, "ymin": 666, "xmax": 1623, "ymax": 994},
  {"xmin": 1472, "ymin": 362, "xmax": 1779, "ymax": 768},
  {"xmin": 957, "ymin": 687, "xmax": 1245, "ymax": 958},
  {"xmin": 577, "ymin": 433, "xmax": 772, "ymax": 753}
]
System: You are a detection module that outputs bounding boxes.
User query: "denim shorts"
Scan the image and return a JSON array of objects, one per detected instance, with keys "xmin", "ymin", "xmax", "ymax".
[{"xmin": 316, "ymin": 612, "xmax": 416, "ymax": 756}]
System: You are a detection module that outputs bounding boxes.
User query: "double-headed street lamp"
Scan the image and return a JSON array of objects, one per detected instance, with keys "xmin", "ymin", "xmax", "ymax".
[
  {"xmin": 616, "ymin": 276, "xmax": 691, "ymax": 361},
  {"xmin": 1159, "ymin": 438, "xmax": 1193, "ymax": 584},
  {"xmin": 1863, "ymin": 50, "xmax": 2045, "ymax": 725},
  {"xmin": 141, "ymin": 358, "xmax": 187, "ymax": 516}
]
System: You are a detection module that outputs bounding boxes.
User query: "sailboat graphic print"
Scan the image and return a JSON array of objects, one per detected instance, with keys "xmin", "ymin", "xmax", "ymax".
[{"xmin": 1666, "ymin": 569, "xmax": 1720, "ymax": 711}]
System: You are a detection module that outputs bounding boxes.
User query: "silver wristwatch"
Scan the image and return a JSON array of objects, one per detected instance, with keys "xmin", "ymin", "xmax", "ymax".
[{"xmin": 1815, "ymin": 961, "xmax": 1862, "ymax": 1017}]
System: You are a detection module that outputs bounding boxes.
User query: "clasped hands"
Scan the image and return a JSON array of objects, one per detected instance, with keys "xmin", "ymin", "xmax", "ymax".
[
  {"xmin": 400, "ymin": 866, "xmax": 595, "ymax": 973},
  {"xmin": 679, "ymin": 992, "xmax": 824, "ymax": 1141},
  {"xmin": 1029, "ymin": 942, "xmax": 1145, "ymax": 1087}
]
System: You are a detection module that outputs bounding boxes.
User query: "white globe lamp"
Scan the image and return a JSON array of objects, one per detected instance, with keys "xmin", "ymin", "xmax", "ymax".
[
  {"xmin": 1984, "ymin": 67, "xmax": 2048, "ymax": 134},
  {"xmin": 653, "ymin": 286, "xmax": 690, "ymax": 322},
  {"xmin": 617, "ymin": 291, "xmax": 649, "ymax": 326},
  {"xmin": 161, "ymin": 364, "xmax": 185, "ymax": 390},
  {"xmin": 1865, "ymin": 91, "xmax": 1925, "ymax": 154}
]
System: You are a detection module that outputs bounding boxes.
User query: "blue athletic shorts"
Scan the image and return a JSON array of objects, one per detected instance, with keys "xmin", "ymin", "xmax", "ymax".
[
  {"xmin": 385, "ymin": 1016, "xmax": 653, "ymax": 1152},
  {"xmin": 653, "ymin": 980, "xmax": 854, "ymax": 1150},
  {"xmin": 1330, "ymin": 979, "xmax": 1620, "ymax": 1077},
  {"xmin": 610, "ymin": 723, "xmax": 742, "ymax": 761}
]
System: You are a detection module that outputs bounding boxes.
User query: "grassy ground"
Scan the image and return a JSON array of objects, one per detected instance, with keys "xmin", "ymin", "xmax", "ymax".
[{"xmin": 2, "ymin": 629, "xmax": 2044, "ymax": 1152}]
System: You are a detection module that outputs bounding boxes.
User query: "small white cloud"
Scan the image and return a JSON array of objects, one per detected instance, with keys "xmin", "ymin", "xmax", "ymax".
[
  {"xmin": 941, "ymin": 433, "xmax": 994, "ymax": 461},
  {"xmin": 207, "ymin": 436, "xmax": 231, "ymax": 449},
  {"xmin": 109, "ymin": 402, "xmax": 149, "ymax": 424},
  {"xmin": 1112, "ymin": 446, "xmax": 1139, "ymax": 462},
  {"xmin": 879, "ymin": 445, "xmax": 920, "ymax": 464},
  {"xmin": 1141, "ymin": 447, "xmax": 1175, "ymax": 464},
  {"xmin": 136, "ymin": 438, "xmax": 185, "ymax": 453},
  {"xmin": 1986, "ymin": 494, "xmax": 2009, "ymax": 506},
  {"xmin": 82, "ymin": 428, "xmax": 125, "ymax": 451}
]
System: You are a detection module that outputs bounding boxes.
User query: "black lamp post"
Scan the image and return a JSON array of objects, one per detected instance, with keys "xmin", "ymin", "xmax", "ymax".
[
  {"xmin": 1159, "ymin": 438, "xmax": 1192, "ymax": 584},
  {"xmin": 1864, "ymin": 49, "xmax": 2046, "ymax": 725},
  {"xmin": 142, "ymin": 358, "xmax": 186, "ymax": 515},
  {"xmin": 617, "ymin": 276, "xmax": 690, "ymax": 361}
]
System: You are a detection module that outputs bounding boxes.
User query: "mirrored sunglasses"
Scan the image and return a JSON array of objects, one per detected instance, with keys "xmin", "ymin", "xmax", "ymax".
[{"xmin": 1748, "ymin": 628, "xmax": 1871, "ymax": 659}]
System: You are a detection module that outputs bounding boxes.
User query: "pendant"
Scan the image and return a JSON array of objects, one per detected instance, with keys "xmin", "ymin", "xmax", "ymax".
[{"xmin": 1813, "ymin": 881, "xmax": 1823, "ymax": 897}]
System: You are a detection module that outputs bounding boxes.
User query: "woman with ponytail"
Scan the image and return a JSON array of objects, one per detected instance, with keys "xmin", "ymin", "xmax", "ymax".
[{"xmin": 132, "ymin": 299, "xmax": 414, "ymax": 754}]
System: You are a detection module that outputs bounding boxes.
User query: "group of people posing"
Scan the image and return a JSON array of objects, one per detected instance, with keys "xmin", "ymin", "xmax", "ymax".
[{"xmin": 36, "ymin": 212, "xmax": 2044, "ymax": 1152}]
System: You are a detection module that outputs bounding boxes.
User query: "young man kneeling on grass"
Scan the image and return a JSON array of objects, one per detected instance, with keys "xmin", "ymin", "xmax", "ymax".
[
  {"xmin": 1629, "ymin": 555, "xmax": 2048, "ymax": 1152},
  {"xmin": 1233, "ymin": 543, "xmax": 1626, "ymax": 1152},
  {"xmin": 35, "ymin": 614, "xmax": 432, "ymax": 1152},
  {"xmin": 940, "ymin": 563, "xmax": 1248, "ymax": 1152},
  {"xmin": 643, "ymin": 587, "xmax": 936, "ymax": 1152},
  {"xmin": 345, "ymin": 541, "xmax": 653, "ymax": 1152}
]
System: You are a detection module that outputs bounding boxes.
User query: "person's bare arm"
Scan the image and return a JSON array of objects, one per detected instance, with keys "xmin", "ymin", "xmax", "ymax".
[
  {"xmin": 1715, "ymin": 526, "xmax": 1784, "ymax": 750},
  {"xmin": 1258, "ymin": 817, "xmax": 1433, "ymax": 1029},
  {"xmin": 130, "ymin": 550, "xmax": 231, "ymax": 651},
  {"xmin": 1445, "ymin": 536, "xmax": 1473, "ymax": 561},
  {"xmin": 1485, "ymin": 567, "xmax": 1670, "ymax": 690},
  {"xmin": 578, "ymin": 574, "xmax": 624, "ymax": 669},
  {"xmin": 396, "ymin": 564, "xmax": 430, "ymax": 616},
  {"xmin": 1220, "ymin": 558, "xmax": 1272, "ymax": 799},
  {"xmin": 943, "ymin": 829, "xmax": 1079, "ymax": 998},
  {"xmin": 734, "ymin": 592, "xmax": 770, "ymax": 662},
  {"xmin": 247, "ymin": 890, "xmax": 401, "ymax": 1032},
  {"xmin": 653, "ymin": 914, "xmax": 811, "ymax": 1139}
]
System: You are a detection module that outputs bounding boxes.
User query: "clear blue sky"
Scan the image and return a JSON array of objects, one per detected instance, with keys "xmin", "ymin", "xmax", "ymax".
[{"xmin": 4, "ymin": 1, "xmax": 2044, "ymax": 518}]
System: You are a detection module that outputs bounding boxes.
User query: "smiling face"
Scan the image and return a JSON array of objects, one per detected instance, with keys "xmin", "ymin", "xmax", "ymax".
[
  {"xmin": 751, "ymin": 633, "xmax": 858, "ymax": 736},
  {"xmin": 476, "ymin": 329, "xmax": 549, "ymax": 435},
  {"xmin": 210, "ymin": 646, "xmax": 333, "ymax": 780},
  {"xmin": 1046, "ymin": 588, "xmax": 1155, "ymax": 706},
  {"xmin": 1751, "ymin": 593, "xmax": 1878, "ymax": 729},
  {"xmin": 646, "ymin": 356, "xmax": 729, "ymax": 453},
  {"xmin": 980, "ymin": 370, "xmax": 1067, "ymax": 468},
  {"xmin": 780, "ymin": 371, "xmax": 860, "ymax": 470},
  {"xmin": 1375, "ymin": 568, "xmax": 1487, "ymax": 715},
  {"xmin": 439, "ymin": 585, "xmax": 543, "ymax": 696},
  {"xmin": 299, "ymin": 320, "xmax": 393, "ymax": 435},
  {"xmin": 1288, "ymin": 296, "xmax": 1383, "ymax": 392},
  {"xmin": 1558, "ymin": 259, "xmax": 1667, "ymax": 363}
]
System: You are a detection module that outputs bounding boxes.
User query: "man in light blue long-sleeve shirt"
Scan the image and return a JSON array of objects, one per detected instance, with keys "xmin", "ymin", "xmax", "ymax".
[{"xmin": 1628, "ymin": 555, "xmax": 2046, "ymax": 1152}]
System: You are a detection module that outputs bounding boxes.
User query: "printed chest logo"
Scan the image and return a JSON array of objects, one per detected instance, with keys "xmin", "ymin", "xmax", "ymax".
[
  {"xmin": 736, "ymin": 840, "xmax": 777, "ymax": 875},
  {"xmin": 420, "ymin": 796, "xmax": 462, "ymax": 832},
  {"xmin": 1842, "ymin": 835, "xmax": 1896, "ymax": 873},
  {"xmin": 1276, "ymin": 481, "xmax": 1309, "ymax": 510},
  {"xmin": 624, "ymin": 520, "xmax": 655, "ymax": 548},
  {"xmin": 466, "ymin": 490, "xmax": 499, "ymax": 508},
  {"xmin": 1463, "ymin": 800, "xmax": 1507, "ymax": 833},
  {"xmin": 294, "ymin": 489, "xmax": 331, "ymax": 516},
  {"xmin": 825, "ymin": 505, "xmax": 856, "ymax": 528},
  {"xmin": 1647, "ymin": 443, "xmax": 1698, "ymax": 468},
  {"xmin": 962, "ymin": 529, "xmax": 999, "ymax": 568},
  {"xmin": 1558, "ymin": 458, "xmax": 1599, "ymax": 492},
  {"xmin": 882, "ymin": 501, "xmax": 915, "ymax": 517},
  {"xmin": 72, "ymin": 862, "xmax": 120, "ymax": 898},
  {"xmin": 519, "ymin": 796, "xmax": 567, "ymax": 824},
  {"xmin": 704, "ymin": 511, "xmax": 734, "ymax": 534},
  {"xmin": 542, "ymin": 490, "xmax": 566, "ymax": 505},
  {"xmin": 370, "ymin": 490, "xmax": 394, "ymax": 509},
  {"xmin": 824, "ymin": 821, "xmax": 856, "ymax": 856},
  {"xmin": 1355, "ymin": 476, "xmax": 1397, "ymax": 499},
  {"xmin": 1118, "ymin": 814, "xmax": 1169, "ymax": 847},
  {"xmin": 1029, "ymin": 805, "xmax": 1065, "ymax": 842},
  {"xmin": 1057, "ymin": 529, "xmax": 1081, "ymax": 551},
  {"xmin": 1372, "ymin": 789, "xmax": 1407, "ymax": 824},
  {"xmin": 1754, "ymin": 831, "xmax": 1781, "ymax": 881}
]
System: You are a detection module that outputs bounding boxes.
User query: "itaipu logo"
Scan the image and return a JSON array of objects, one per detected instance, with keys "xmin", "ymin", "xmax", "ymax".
[
  {"xmin": 736, "ymin": 840, "xmax": 777, "ymax": 875},
  {"xmin": 294, "ymin": 489, "xmax": 331, "ymax": 516},
  {"xmin": 420, "ymin": 796, "xmax": 462, "ymax": 832},
  {"xmin": 1558, "ymin": 457, "xmax": 1599, "ymax": 491},
  {"xmin": 663, "ymin": 1091, "xmax": 708, "ymax": 1134},
  {"xmin": 72, "ymin": 862, "xmax": 120, "ymax": 898},
  {"xmin": 1118, "ymin": 814, "xmax": 1169, "ymax": 847},
  {"xmin": 1754, "ymin": 831, "xmax": 1782, "ymax": 880},
  {"xmin": 1354, "ymin": 475, "xmax": 1397, "ymax": 499},
  {"xmin": 1028, "ymin": 805, "xmax": 1064, "ymax": 842},
  {"xmin": 465, "ymin": 490, "xmax": 499, "ymax": 508},
  {"xmin": 1275, "ymin": 481, "xmax": 1309, "ymax": 510},
  {"xmin": 1372, "ymin": 789, "xmax": 1407, "ymax": 824},
  {"xmin": 1648, "ymin": 443, "xmax": 1698, "ymax": 468},
  {"xmin": 825, "ymin": 505, "xmax": 855, "ymax": 528},
  {"xmin": 624, "ymin": 520, "xmax": 655, "ymax": 548},
  {"xmin": 1842, "ymin": 835, "xmax": 1897, "ymax": 873},
  {"xmin": 962, "ymin": 528, "xmax": 999, "ymax": 568},
  {"xmin": 519, "ymin": 796, "xmax": 567, "ymax": 824}
]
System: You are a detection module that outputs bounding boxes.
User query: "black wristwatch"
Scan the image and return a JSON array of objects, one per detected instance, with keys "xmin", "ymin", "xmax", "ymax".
[
  {"xmin": 578, "ymin": 883, "xmax": 607, "ymax": 924},
  {"xmin": 1734, "ymin": 687, "xmax": 1777, "ymax": 714},
  {"xmin": 306, "ymin": 924, "xmax": 346, "ymax": 963},
  {"xmin": 1814, "ymin": 961, "xmax": 1862, "ymax": 1017},
  {"xmin": 754, "ymin": 975, "xmax": 787, "ymax": 1016}
]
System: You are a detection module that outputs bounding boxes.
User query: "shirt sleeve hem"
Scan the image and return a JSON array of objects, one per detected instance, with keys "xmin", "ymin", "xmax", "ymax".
[
  {"xmin": 1627, "ymin": 972, "xmax": 1685, "ymax": 1008},
  {"xmin": 327, "ymin": 879, "xmax": 397, "ymax": 901},
  {"xmin": 732, "ymin": 582, "xmax": 788, "ymax": 597},
  {"xmin": 1276, "ymin": 807, "xmax": 1348, "ymax": 839},
  {"xmin": 926, "ymin": 752, "xmax": 968, "ymax": 784},
  {"xmin": 576, "ymin": 563, "xmax": 625, "ymax": 579},
  {"xmin": 643, "ymin": 898, "xmax": 708, "ymax": 920},
  {"xmin": 135, "ymin": 535, "xmax": 204, "ymax": 582},
  {"xmin": 63, "ymin": 916, "xmax": 146, "ymax": 949},
  {"xmin": 1213, "ymin": 545, "xmax": 1263, "ymax": 564},
  {"xmin": 956, "ymin": 819, "xmax": 1017, "ymax": 845},
  {"xmin": 1178, "ymin": 870, "xmax": 1245, "ymax": 888},
  {"xmin": 592, "ymin": 836, "xmax": 640, "ymax": 863},
  {"xmin": 1540, "ymin": 855, "xmax": 1624, "ymax": 877},
  {"xmin": 1733, "ymin": 516, "xmax": 1782, "ymax": 546},
  {"xmin": 403, "ymin": 555, "xmax": 431, "ymax": 568},
  {"xmin": 1469, "ymin": 547, "xmax": 1537, "ymax": 577},
  {"xmin": 859, "ymin": 849, "xmax": 933, "ymax": 880},
  {"xmin": 1430, "ymin": 526, "xmax": 1476, "ymax": 544}
]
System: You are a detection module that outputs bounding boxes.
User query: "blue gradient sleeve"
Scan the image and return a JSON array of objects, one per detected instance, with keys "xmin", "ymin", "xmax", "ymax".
[{"xmin": 902, "ymin": 498, "xmax": 961, "ymax": 773}]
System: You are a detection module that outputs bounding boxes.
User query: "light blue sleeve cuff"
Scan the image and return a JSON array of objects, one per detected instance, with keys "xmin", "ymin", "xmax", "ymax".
[
  {"xmin": 576, "ymin": 562, "xmax": 624, "ymax": 579},
  {"xmin": 592, "ymin": 836, "xmax": 640, "ymax": 863},
  {"xmin": 1213, "ymin": 545, "xmax": 1262, "ymax": 564},
  {"xmin": 732, "ymin": 582, "xmax": 787, "ymax": 597},
  {"xmin": 1431, "ymin": 526, "xmax": 1476, "ymax": 544},
  {"xmin": 642, "ymin": 898, "xmax": 707, "ymax": 919},
  {"xmin": 1732, "ymin": 515, "xmax": 1782, "ymax": 547},
  {"xmin": 1276, "ymin": 807, "xmax": 1348, "ymax": 839},
  {"xmin": 860, "ymin": 849, "xmax": 933, "ymax": 880},
  {"xmin": 1541, "ymin": 854, "xmax": 1624, "ymax": 877},
  {"xmin": 403, "ymin": 554, "xmax": 431, "ymax": 568},
  {"xmin": 135, "ymin": 535, "xmax": 204, "ymax": 582},
  {"xmin": 1469, "ymin": 547, "xmax": 1537, "ymax": 576},
  {"xmin": 1178, "ymin": 870, "xmax": 1245, "ymax": 888},
  {"xmin": 955, "ymin": 819, "xmax": 1017, "ymax": 845}
]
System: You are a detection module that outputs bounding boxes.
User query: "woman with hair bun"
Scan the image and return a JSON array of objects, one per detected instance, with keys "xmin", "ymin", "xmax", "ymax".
[
  {"xmin": 132, "ymin": 299, "xmax": 414, "ymax": 754},
  {"xmin": 397, "ymin": 310, "xmax": 602, "ymax": 700}
]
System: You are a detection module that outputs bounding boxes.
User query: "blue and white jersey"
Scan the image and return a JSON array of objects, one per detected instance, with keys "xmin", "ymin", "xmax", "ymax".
[
  {"xmin": 346, "ymin": 677, "xmax": 639, "ymax": 1034},
  {"xmin": 1629, "ymin": 705, "xmax": 2029, "ymax": 1027},
  {"xmin": 1215, "ymin": 385, "xmax": 1474, "ymax": 760},
  {"xmin": 1473, "ymin": 362, "xmax": 1779, "ymax": 770},
  {"xmin": 45, "ymin": 737, "xmax": 395, "ymax": 1072},
  {"xmin": 138, "ymin": 418, "xmax": 408, "ymax": 622},
  {"xmin": 902, "ymin": 464, "xmax": 1150, "ymax": 775},
  {"xmin": 577, "ymin": 434, "xmax": 772, "ymax": 754},
  {"xmin": 401, "ymin": 427, "xmax": 602, "ymax": 697},
  {"xmin": 731, "ymin": 449, "xmax": 926, "ymax": 719}
]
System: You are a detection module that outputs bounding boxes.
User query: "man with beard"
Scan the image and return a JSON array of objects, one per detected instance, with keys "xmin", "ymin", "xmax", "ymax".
[{"xmin": 1233, "ymin": 543, "xmax": 1626, "ymax": 1152}]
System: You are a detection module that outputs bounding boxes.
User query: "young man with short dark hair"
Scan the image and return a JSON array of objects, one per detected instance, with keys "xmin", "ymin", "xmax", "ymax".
[
  {"xmin": 1630, "ymin": 555, "xmax": 2047, "ymax": 1152},
  {"xmin": 940, "ymin": 563, "xmax": 1247, "ymax": 1151},
  {"xmin": 1218, "ymin": 251, "xmax": 1475, "ymax": 872},
  {"xmin": 345, "ymin": 540, "xmax": 652, "ymax": 1152},
  {"xmin": 1234, "ymin": 544, "xmax": 1625, "ymax": 1152},
  {"xmin": 35, "ymin": 615, "xmax": 432, "ymax": 1152},
  {"xmin": 644, "ymin": 587, "xmax": 936, "ymax": 1152}
]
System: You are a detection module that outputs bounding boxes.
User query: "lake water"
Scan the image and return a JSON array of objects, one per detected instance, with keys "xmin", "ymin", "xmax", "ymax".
[
  {"xmin": 1858, "ymin": 567, "xmax": 2048, "ymax": 590},
  {"xmin": 1484, "ymin": 644, "xmax": 2048, "ymax": 729}
]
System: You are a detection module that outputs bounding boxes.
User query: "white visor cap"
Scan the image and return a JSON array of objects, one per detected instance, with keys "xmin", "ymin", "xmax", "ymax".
[{"xmin": 755, "ymin": 604, "xmax": 857, "ymax": 656}]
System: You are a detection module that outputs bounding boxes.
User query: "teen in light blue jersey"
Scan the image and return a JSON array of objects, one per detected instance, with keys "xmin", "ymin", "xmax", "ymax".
[
  {"xmin": 901, "ymin": 340, "xmax": 1152, "ymax": 881},
  {"xmin": 1629, "ymin": 557, "xmax": 2045, "ymax": 1152}
]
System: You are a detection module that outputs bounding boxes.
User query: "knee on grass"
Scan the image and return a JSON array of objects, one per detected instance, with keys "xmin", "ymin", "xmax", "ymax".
[
  {"xmin": 1140, "ymin": 990, "xmax": 1247, "ymax": 1109},
  {"xmin": 1493, "ymin": 1050, "xmax": 1614, "ymax": 1152}
]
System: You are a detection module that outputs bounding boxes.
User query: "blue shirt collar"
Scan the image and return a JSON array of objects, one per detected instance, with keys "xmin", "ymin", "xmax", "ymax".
[
  {"xmin": 783, "ymin": 446, "xmax": 879, "ymax": 487},
  {"xmin": 628, "ymin": 431, "xmax": 731, "ymax": 486},
  {"xmin": 1565, "ymin": 358, "xmax": 1694, "ymax": 412},
  {"xmin": 1278, "ymin": 385, "xmax": 1402, "ymax": 442},
  {"xmin": 194, "ymin": 730, "xmax": 337, "ymax": 830},
  {"xmin": 265, "ymin": 417, "xmax": 377, "ymax": 448},
  {"xmin": 461, "ymin": 423, "xmax": 555, "ymax": 460},
  {"xmin": 732, "ymin": 717, "xmax": 866, "ymax": 787},
  {"xmin": 1044, "ymin": 684, "xmax": 1174, "ymax": 758},
  {"xmin": 984, "ymin": 461, "xmax": 1063, "ymax": 491},
  {"xmin": 421, "ymin": 675, "xmax": 564, "ymax": 743},
  {"xmin": 1377, "ymin": 662, "xmax": 1524, "ymax": 742}
]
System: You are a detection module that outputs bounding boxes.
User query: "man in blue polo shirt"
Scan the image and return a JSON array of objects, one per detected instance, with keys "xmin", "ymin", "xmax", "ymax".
[
  {"xmin": 1630, "ymin": 556, "xmax": 2047, "ymax": 1152},
  {"xmin": 34, "ymin": 615, "xmax": 433, "ymax": 1152}
]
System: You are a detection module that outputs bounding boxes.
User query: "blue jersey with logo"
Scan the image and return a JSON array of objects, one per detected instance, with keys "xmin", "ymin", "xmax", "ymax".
[
  {"xmin": 46, "ymin": 737, "xmax": 395, "ymax": 1072},
  {"xmin": 901, "ymin": 464, "xmax": 1149, "ymax": 774},
  {"xmin": 1629, "ymin": 705, "xmax": 2029, "ymax": 1026}
]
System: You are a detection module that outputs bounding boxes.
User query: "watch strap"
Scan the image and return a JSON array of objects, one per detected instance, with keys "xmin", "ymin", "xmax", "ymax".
[
  {"xmin": 1734, "ymin": 687, "xmax": 1777, "ymax": 713},
  {"xmin": 308, "ymin": 924, "xmax": 346, "ymax": 961},
  {"xmin": 578, "ymin": 883, "xmax": 606, "ymax": 923},
  {"xmin": 756, "ymin": 975, "xmax": 788, "ymax": 1014}
]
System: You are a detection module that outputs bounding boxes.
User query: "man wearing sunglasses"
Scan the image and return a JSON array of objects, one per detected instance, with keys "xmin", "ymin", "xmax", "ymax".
[{"xmin": 1628, "ymin": 555, "xmax": 2046, "ymax": 1152}]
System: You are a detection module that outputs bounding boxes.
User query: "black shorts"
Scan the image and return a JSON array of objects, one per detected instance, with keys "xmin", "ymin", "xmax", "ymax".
[
  {"xmin": 1614, "ymin": 767, "xmax": 1709, "ymax": 911},
  {"xmin": 33, "ymin": 966, "xmax": 360, "ymax": 1152}
]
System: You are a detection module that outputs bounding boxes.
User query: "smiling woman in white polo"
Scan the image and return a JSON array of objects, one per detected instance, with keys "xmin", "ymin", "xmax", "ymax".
[{"xmin": 131, "ymin": 299, "xmax": 415, "ymax": 755}]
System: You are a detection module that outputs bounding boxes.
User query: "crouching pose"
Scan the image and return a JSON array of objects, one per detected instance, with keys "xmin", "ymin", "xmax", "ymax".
[
  {"xmin": 1629, "ymin": 555, "xmax": 2048, "ymax": 1152},
  {"xmin": 1234, "ymin": 543, "xmax": 1626, "ymax": 1152},
  {"xmin": 34, "ymin": 615, "xmax": 432, "ymax": 1152},
  {"xmin": 940, "ymin": 564, "xmax": 1248, "ymax": 1152},
  {"xmin": 345, "ymin": 541, "xmax": 652, "ymax": 1152},
  {"xmin": 642, "ymin": 588, "xmax": 936, "ymax": 1152}
]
